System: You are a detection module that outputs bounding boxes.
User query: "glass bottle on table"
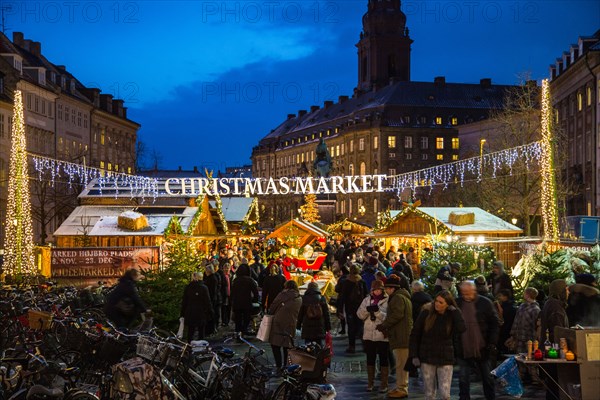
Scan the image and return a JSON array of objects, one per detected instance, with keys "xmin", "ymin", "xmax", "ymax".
[{"xmin": 544, "ymin": 329, "xmax": 552, "ymax": 358}]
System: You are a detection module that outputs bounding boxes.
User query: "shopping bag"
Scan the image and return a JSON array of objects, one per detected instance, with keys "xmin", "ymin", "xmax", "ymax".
[
  {"xmin": 256, "ymin": 314, "xmax": 273, "ymax": 342},
  {"xmin": 491, "ymin": 356, "xmax": 524, "ymax": 398},
  {"xmin": 177, "ymin": 317, "xmax": 185, "ymax": 339}
]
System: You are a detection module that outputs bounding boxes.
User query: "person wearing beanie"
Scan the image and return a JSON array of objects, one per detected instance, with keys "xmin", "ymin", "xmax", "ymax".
[
  {"xmin": 361, "ymin": 256, "xmax": 378, "ymax": 293},
  {"xmin": 540, "ymin": 279, "xmax": 569, "ymax": 400},
  {"xmin": 357, "ymin": 279, "xmax": 390, "ymax": 392},
  {"xmin": 567, "ymin": 274, "xmax": 600, "ymax": 327},
  {"xmin": 376, "ymin": 274, "xmax": 413, "ymax": 398},
  {"xmin": 338, "ymin": 264, "xmax": 368, "ymax": 353},
  {"xmin": 297, "ymin": 281, "xmax": 331, "ymax": 345}
]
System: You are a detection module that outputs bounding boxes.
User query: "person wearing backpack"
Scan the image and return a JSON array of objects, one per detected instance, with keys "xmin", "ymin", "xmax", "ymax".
[
  {"xmin": 339, "ymin": 264, "xmax": 368, "ymax": 353},
  {"xmin": 297, "ymin": 281, "xmax": 331, "ymax": 345}
]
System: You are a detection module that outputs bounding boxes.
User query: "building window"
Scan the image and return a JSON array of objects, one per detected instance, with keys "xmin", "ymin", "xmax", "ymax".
[
  {"xmin": 360, "ymin": 162, "xmax": 366, "ymax": 175},
  {"xmin": 388, "ymin": 135, "xmax": 396, "ymax": 149},
  {"xmin": 420, "ymin": 137, "xmax": 429, "ymax": 149},
  {"xmin": 435, "ymin": 116, "xmax": 442, "ymax": 125},
  {"xmin": 349, "ymin": 164, "xmax": 354, "ymax": 175},
  {"xmin": 374, "ymin": 168, "xmax": 378, "ymax": 175},
  {"xmin": 388, "ymin": 168, "xmax": 396, "ymax": 176},
  {"xmin": 436, "ymin": 154, "xmax": 443, "ymax": 160},
  {"xmin": 373, "ymin": 198, "xmax": 378, "ymax": 214},
  {"xmin": 404, "ymin": 136, "xmax": 413, "ymax": 149},
  {"xmin": 341, "ymin": 143, "xmax": 344, "ymax": 155},
  {"xmin": 452, "ymin": 138, "xmax": 459, "ymax": 150},
  {"xmin": 0, "ymin": 114, "xmax": 4, "ymax": 139},
  {"xmin": 587, "ymin": 87, "xmax": 592, "ymax": 106},
  {"xmin": 436, "ymin": 137, "xmax": 444, "ymax": 149},
  {"xmin": 77, "ymin": 112, "xmax": 82, "ymax": 127},
  {"xmin": 577, "ymin": 93, "xmax": 582, "ymax": 111},
  {"xmin": 285, "ymin": 141, "xmax": 289, "ymax": 147},
  {"xmin": 422, "ymin": 154, "xmax": 428, "ymax": 160},
  {"xmin": 451, "ymin": 117, "xmax": 458, "ymax": 125},
  {"xmin": 389, "ymin": 153, "xmax": 396, "ymax": 158},
  {"xmin": 340, "ymin": 200, "xmax": 345, "ymax": 214},
  {"xmin": 359, "ymin": 138, "xmax": 365, "ymax": 151},
  {"xmin": 420, "ymin": 116, "xmax": 427, "ymax": 125},
  {"xmin": 128, "ymin": 167, "xmax": 132, "ymax": 174},
  {"xmin": 311, "ymin": 151, "xmax": 314, "ymax": 161},
  {"xmin": 452, "ymin": 154, "xmax": 459, "ymax": 161},
  {"xmin": 373, "ymin": 136, "xmax": 378, "ymax": 149},
  {"xmin": 350, "ymin": 140, "xmax": 354, "ymax": 152},
  {"xmin": 83, "ymin": 115, "xmax": 88, "ymax": 128},
  {"xmin": 0, "ymin": 158, "xmax": 6, "ymax": 188},
  {"xmin": 292, "ymin": 139, "xmax": 295, "ymax": 145},
  {"xmin": 336, "ymin": 145, "xmax": 340, "ymax": 157},
  {"xmin": 405, "ymin": 153, "xmax": 412, "ymax": 160},
  {"xmin": 107, "ymin": 163, "xmax": 112, "ymax": 171},
  {"xmin": 100, "ymin": 161, "xmax": 105, "ymax": 169}
]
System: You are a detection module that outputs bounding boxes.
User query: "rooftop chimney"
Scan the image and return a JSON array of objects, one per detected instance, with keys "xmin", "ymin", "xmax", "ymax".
[
  {"xmin": 324, "ymin": 100, "xmax": 334, "ymax": 109},
  {"xmin": 287, "ymin": 114, "xmax": 295, "ymax": 120},
  {"xmin": 480, "ymin": 78, "xmax": 492, "ymax": 87},
  {"xmin": 562, "ymin": 51, "xmax": 570, "ymax": 69},
  {"xmin": 12, "ymin": 32, "xmax": 24, "ymax": 47},
  {"xmin": 193, "ymin": 166, "xmax": 199, "ymax": 173},
  {"xmin": 112, "ymin": 99, "xmax": 124, "ymax": 118},
  {"xmin": 549, "ymin": 65, "xmax": 556, "ymax": 80},
  {"xmin": 434, "ymin": 76, "xmax": 446, "ymax": 85},
  {"xmin": 22, "ymin": 39, "xmax": 31, "ymax": 51},
  {"xmin": 99, "ymin": 94, "xmax": 113, "ymax": 113},
  {"xmin": 556, "ymin": 58, "xmax": 564, "ymax": 74},
  {"xmin": 298, "ymin": 110, "xmax": 307, "ymax": 117},
  {"xmin": 30, "ymin": 41, "xmax": 41, "ymax": 56},
  {"xmin": 178, "ymin": 166, "xmax": 182, "ymax": 171},
  {"xmin": 310, "ymin": 105, "xmax": 320, "ymax": 113},
  {"xmin": 338, "ymin": 95, "xmax": 349, "ymax": 104}
]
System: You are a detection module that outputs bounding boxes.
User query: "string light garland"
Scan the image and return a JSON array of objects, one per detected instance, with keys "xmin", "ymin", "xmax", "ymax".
[
  {"xmin": 4, "ymin": 90, "xmax": 36, "ymax": 276},
  {"xmin": 31, "ymin": 154, "xmax": 159, "ymax": 202},
  {"xmin": 540, "ymin": 79, "xmax": 559, "ymax": 242},
  {"xmin": 388, "ymin": 141, "xmax": 543, "ymax": 196},
  {"xmin": 241, "ymin": 197, "xmax": 260, "ymax": 235}
]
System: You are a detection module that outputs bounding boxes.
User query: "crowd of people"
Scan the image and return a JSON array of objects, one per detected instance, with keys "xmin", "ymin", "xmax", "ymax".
[{"xmin": 105, "ymin": 238, "xmax": 600, "ymax": 400}]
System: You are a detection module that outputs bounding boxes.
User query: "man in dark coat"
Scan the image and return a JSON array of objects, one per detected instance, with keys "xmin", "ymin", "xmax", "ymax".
[
  {"xmin": 105, "ymin": 268, "xmax": 147, "ymax": 329},
  {"xmin": 540, "ymin": 279, "xmax": 569, "ymax": 400},
  {"xmin": 487, "ymin": 260, "xmax": 513, "ymax": 298},
  {"xmin": 496, "ymin": 289, "xmax": 517, "ymax": 354},
  {"xmin": 230, "ymin": 263, "xmax": 259, "ymax": 335},
  {"xmin": 567, "ymin": 273, "xmax": 600, "ymax": 327},
  {"xmin": 339, "ymin": 264, "xmax": 368, "ymax": 353},
  {"xmin": 261, "ymin": 263, "xmax": 286, "ymax": 311},
  {"xmin": 181, "ymin": 272, "xmax": 213, "ymax": 342},
  {"xmin": 297, "ymin": 281, "xmax": 331, "ymax": 345},
  {"xmin": 456, "ymin": 281, "xmax": 500, "ymax": 400},
  {"xmin": 204, "ymin": 264, "xmax": 222, "ymax": 335},
  {"xmin": 220, "ymin": 262, "xmax": 233, "ymax": 326}
]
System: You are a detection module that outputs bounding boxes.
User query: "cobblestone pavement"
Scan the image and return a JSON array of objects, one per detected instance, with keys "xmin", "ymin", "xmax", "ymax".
[{"xmin": 207, "ymin": 317, "xmax": 546, "ymax": 399}]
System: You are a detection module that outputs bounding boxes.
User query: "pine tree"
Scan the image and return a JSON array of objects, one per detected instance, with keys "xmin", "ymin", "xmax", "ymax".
[
  {"xmin": 3, "ymin": 90, "xmax": 36, "ymax": 276},
  {"xmin": 300, "ymin": 193, "xmax": 320, "ymax": 223}
]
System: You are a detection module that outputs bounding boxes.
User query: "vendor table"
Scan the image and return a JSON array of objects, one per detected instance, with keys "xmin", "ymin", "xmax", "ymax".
[{"xmin": 515, "ymin": 355, "xmax": 579, "ymax": 400}]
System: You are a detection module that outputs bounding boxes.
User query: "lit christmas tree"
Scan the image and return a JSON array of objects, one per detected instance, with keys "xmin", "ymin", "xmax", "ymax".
[
  {"xmin": 300, "ymin": 193, "xmax": 320, "ymax": 223},
  {"xmin": 3, "ymin": 90, "xmax": 36, "ymax": 276}
]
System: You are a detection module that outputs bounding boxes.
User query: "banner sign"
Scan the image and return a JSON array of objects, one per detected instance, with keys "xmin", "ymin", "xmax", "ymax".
[
  {"xmin": 164, "ymin": 174, "xmax": 387, "ymax": 196},
  {"xmin": 51, "ymin": 247, "xmax": 159, "ymax": 284}
]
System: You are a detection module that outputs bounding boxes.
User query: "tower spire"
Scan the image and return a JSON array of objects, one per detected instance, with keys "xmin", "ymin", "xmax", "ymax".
[{"xmin": 356, "ymin": 0, "xmax": 413, "ymax": 92}]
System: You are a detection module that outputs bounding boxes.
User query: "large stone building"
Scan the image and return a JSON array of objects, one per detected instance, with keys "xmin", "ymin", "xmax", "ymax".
[
  {"xmin": 251, "ymin": 0, "xmax": 516, "ymax": 227},
  {"xmin": 0, "ymin": 32, "xmax": 140, "ymax": 245},
  {"xmin": 549, "ymin": 30, "xmax": 600, "ymax": 217}
]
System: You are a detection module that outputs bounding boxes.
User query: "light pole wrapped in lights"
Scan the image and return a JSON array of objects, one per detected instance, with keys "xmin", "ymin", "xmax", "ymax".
[
  {"xmin": 3, "ymin": 90, "xmax": 36, "ymax": 276},
  {"xmin": 540, "ymin": 79, "xmax": 559, "ymax": 242}
]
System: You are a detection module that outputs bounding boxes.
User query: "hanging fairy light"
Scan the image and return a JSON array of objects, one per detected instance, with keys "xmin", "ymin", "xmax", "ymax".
[
  {"xmin": 4, "ymin": 90, "xmax": 36, "ymax": 276},
  {"xmin": 31, "ymin": 154, "xmax": 159, "ymax": 201},
  {"xmin": 388, "ymin": 141, "xmax": 543, "ymax": 196},
  {"xmin": 540, "ymin": 79, "xmax": 559, "ymax": 242}
]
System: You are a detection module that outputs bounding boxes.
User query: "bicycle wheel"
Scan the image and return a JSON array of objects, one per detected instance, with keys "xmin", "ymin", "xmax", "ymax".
[
  {"xmin": 64, "ymin": 390, "xmax": 99, "ymax": 400},
  {"xmin": 271, "ymin": 381, "xmax": 295, "ymax": 400},
  {"xmin": 54, "ymin": 350, "xmax": 82, "ymax": 367}
]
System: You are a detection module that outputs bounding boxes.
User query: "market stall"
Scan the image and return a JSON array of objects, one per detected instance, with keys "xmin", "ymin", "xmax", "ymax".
[{"xmin": 327, "ymin": 218, "xmax": 372, "ymax": 238}]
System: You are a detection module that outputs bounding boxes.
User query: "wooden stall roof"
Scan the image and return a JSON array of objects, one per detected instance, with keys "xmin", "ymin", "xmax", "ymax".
[
  {"xmin": 267, "ymin": 219, "xmax": 329, "ymax": 248},
  {"xmin": 327, "ymin": 218, "xmax": 372, "ymax": 235},
  {"xmin": 378, "ymin": 207, "xmax": 522, "ymax": 237}
]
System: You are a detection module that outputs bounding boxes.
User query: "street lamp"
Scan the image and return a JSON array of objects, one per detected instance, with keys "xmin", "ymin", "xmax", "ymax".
[
  {"xmin": 358, "ymin": 205, "xmax": 366, "ymax": 216},
  {"xmin": 297, "ymin": 208, "xmax": 302, "ymax": 220},
  {"xmin": 511, "ymin": 218, "xmax": 518, "ymax": 225}
]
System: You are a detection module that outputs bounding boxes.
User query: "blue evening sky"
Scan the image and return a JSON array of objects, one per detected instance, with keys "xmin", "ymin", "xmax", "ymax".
[{"xmin": 6, "ymin": 0, "xmax": 599, "ymax": 171}]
